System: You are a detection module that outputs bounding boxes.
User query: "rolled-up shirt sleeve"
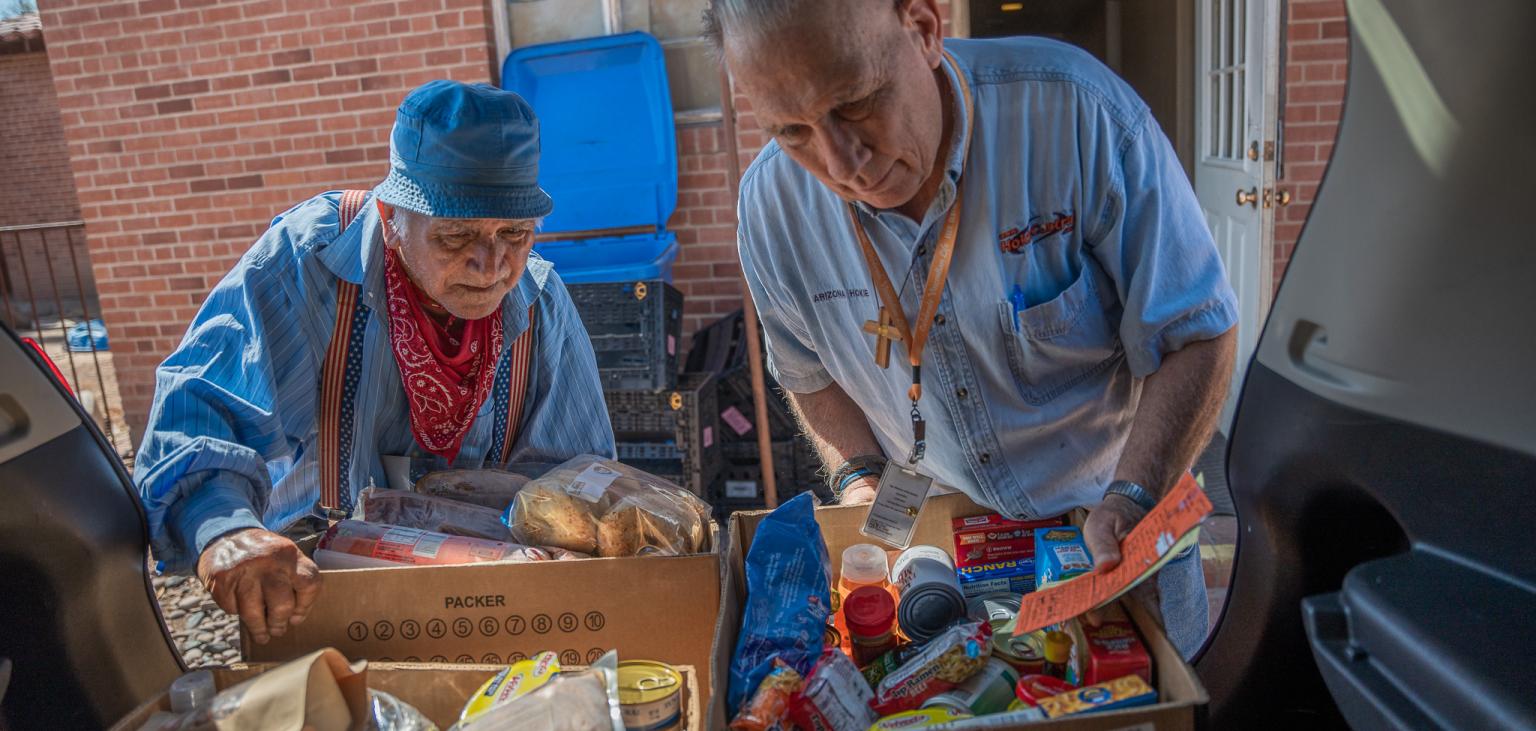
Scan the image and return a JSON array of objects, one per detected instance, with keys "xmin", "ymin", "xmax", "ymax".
[
  {"xmin": 737, "ymin": 174, "xmax": 834, "ymax": 394},
  {"xmin": 134, "ymin": 256, "xmax": 296, "ymax": 572},
  {"xmin": 1087, "ymin": 111, "xmax": 1239, "ymax": 378}
]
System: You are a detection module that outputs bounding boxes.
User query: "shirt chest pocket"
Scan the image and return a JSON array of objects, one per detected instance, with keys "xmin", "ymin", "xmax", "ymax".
[{"xmin": 997, "ymin": 263, "xmax": 1124, "ymax": 405}]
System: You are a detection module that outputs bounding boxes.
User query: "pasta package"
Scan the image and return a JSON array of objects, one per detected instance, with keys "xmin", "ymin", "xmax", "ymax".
[
  {"xmin": 356, "ymin": 486, "xmax": 513, "ymax": 541},
  {"xmin": 505, "ymin": 455, "xmax": 713, "ymax": 558}
]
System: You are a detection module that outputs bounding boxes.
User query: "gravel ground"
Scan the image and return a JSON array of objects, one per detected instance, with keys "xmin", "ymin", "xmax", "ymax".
[{"xmin": 151, "ymin": 572, "xmax": 242, "ymax": 667}]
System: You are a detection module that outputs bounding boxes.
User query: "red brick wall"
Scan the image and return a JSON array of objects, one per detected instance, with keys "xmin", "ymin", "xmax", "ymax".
[
  {"xmin": 39, "ymin": 0, "xmax": 499, "ymax": 437},
  {"xmin": 1276, "ymin": 0, "xmax": 1347, "ymax": 291},
  {"xmin": 0, "ymin": 43, "xmax": 99, "ymax": 325}
]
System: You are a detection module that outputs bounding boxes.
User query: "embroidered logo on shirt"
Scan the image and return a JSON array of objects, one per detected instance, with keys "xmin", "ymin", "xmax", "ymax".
[{"xmin": 999, "ymin": 211, "xmax": 1076, "ymax": 253}]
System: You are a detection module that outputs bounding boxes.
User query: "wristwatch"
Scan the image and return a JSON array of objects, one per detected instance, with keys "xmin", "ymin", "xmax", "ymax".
[{"xmin": 1104, "ymin": 480, "xmax": 1159, "ymax": 513}]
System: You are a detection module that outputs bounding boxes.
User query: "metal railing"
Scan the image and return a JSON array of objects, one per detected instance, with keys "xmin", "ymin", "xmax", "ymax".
[{"xmin": 0, "ymin": 220, "xmax": 124, "ymax": 456}]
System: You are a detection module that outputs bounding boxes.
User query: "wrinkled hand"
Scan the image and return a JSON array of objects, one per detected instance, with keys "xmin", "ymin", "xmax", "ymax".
[
  {"xmin": 838, "ymin": 476, "xmax": 880, "ymax": 506},
  {"xmin": 197, "ymin": 528, "xmax": 322, "ymax": 645},
  {"xmin": 1082, "ymin": 494, "xmax": 1162, "ymax": 627}
]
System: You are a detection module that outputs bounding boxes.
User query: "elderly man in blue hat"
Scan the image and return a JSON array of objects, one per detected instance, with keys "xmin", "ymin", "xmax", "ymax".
[{"xmin": 133, "ymin": 81, "xmax": 615, "ymax": 643}]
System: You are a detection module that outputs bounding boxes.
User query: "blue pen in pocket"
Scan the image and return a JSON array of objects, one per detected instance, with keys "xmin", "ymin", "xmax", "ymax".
[{"xmin": 1009, "ymin": 284, "xmax": 1027, "ymax": 331}]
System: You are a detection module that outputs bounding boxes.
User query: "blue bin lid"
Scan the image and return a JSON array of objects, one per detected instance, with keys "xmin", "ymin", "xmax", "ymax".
[{"xmin": 503, "ymin": 32, "xmax": 677, "ymax": 235}]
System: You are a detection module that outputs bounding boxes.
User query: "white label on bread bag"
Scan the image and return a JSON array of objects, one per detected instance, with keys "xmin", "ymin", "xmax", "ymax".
[{"xmin": 568, "ymin": 462, "xmax": 622, "ymax": 502}]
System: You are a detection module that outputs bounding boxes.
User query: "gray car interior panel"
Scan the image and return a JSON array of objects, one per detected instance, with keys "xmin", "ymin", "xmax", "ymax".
[
  {"xmin": 1198, "ymin": 0, "xmax": 1536, "ymax": 728},
  {"xmin": 0, "ymin": 326, "xmax": 183, "ymax": 730}
]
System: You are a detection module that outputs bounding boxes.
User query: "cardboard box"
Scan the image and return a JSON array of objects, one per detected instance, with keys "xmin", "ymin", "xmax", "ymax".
[
  {"xmin": 710, "ymin": 493, "xmax": 1209, "ymax": 729},
  {"xmin": 245, "ymin": 551, "xmax": 723, "ymax": 700},
  {"xmin": 111, "ymin": 661, "xmax": 703, "ymax": 730}
]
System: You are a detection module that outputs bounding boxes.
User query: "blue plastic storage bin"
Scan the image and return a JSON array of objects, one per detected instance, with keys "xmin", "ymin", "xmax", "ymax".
[{"xmin": 503, "ymin": 32, "xmax": 681, "ymax": 283}]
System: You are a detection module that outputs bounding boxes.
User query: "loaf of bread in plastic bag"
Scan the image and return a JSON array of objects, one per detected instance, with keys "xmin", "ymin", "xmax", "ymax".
[{"xmin": 506, "ymin": 455, "xmax": 713, "ymax": 557}]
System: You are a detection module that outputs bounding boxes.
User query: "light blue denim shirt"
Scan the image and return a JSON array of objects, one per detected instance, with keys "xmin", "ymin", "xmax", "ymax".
[
  {"xmin": 738, "ymin": 37, "xmax": 1238, "ymax": 520},
  {"xmin": 134, "ymin": 189, "xmax": 616, "ymax": 570}
]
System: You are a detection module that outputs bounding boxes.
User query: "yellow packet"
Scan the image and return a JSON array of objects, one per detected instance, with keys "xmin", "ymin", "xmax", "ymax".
[{"xmin": 457, "ymin": 651, "xmax": 562, "ymax": 724}]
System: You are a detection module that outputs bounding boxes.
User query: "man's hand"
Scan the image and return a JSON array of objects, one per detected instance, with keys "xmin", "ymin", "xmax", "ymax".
[
  {"xmin": 1082, "ymin": 494, "xmax": 1161, "ymax": 627},
  {"xmin": 196, "ymin": 528, "xmax": 322, "ymax": 645},
  {"xmin": 839, "ymin": 475, "xmax": 880, "ymax": 505}
]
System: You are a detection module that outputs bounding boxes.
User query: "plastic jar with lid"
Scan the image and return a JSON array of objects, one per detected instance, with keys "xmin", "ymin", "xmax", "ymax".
[{"xmin": 844, "ymin": 585, "xmax": 899, "ymax": 667}]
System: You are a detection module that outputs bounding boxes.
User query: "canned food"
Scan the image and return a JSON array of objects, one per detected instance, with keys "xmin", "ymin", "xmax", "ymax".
[
  {"xmin": 919, "ymin": 658, "xmax": 1020, "ymax": 716},
  {"xmin": 617, "ymin": 660, "xmax": 683, "ymax": 731},
  {"xmin": 965, "ymin": 592, "xmax": 1022, "ymax": 623},
  {"xmin": 990, "ymin": 619, "xmax": 1046, "ymax": 676},
  {"xmin": 824, "ymin": 623, "xmax": 843, "ymax": 649}
]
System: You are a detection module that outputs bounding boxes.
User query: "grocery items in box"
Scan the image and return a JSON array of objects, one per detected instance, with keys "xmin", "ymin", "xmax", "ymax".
[
  {"xmin": 1067, "ymin": 606, "xmax": 1151, "ymax": 687},
  {"xmin": 918, "ymin": 658, "xmax": 1020, "ymax": 716},
  {"xmin": 870, "ymin": 619, "xmax": 993, "ymax": 715},
  {"xmin": 868, "ymin": 707, "xmax": 972, "ymax": 729},
  {"xmin": 834, "ymin": 543, "xmax": 892, "ymax": 655},
  {"xmin": 315, "ymin": 520, "xmax": 554, "ymax": 569},
  {"xmin": 1036, "ymin": 674, "xmax": 1157, "ymax": 718},
  {"xmin": 950, "ymin": 514, "xmax": 1063, "ymax": 568},
  {"xmin": 413, "ymin": 468, "xmax": 532, "ymax": 509},
  {"xmin": 456, "ymin": 652, "xmax": 561, "ymax": 725},
  {"xmin": 730, "ymin": 660, "xmax": 804, "ymax": 731},
  {"xmin": 450, "ymin": 650, "xmax": 624, "ymax": 731},
  {"xmin": 890, "ymin": 545, "xmax": 965, "ymax": 643},
  {"xmin": 989, "ymin": 620, "xmax": 1046, "ymax": 676},
  {"xmin": 844, "ymin": 586, "xmax": 899, "ymax": 667},
  {"xmin": 965, "ymin": 593, "xmax": 1021, "ymax": 624},
  {"xmin": 727, "ymin": 493, "xmax": 832, "ymax": 718},
  {"xmin": 1033, "ymin": 527, "xmax": 1095, "ymax": 589},
  {"xmin": 617, "ymin": 661, "xmax": 685, "ymax": 731},
  {"xmin": 955, "ymin": 559, "xmax": 1035, "ymax": 600},
  {"xmin": 356, "ymin": 486, "xmax": 513, "ymax": 541},
  {"xmin": 1041, "ymin": 630, "xmax": 1073, "ymax": 680},
  {"xmin": 506, "ymin": 455, "xmax": 712, "ymax": 557},
  {"xmin": 788, "ymin": 649, "xmax": 878, "ymax": 731},
  {"xmin": 1013, "ymin": 674, "xmax": 1075, "ymax": 707}
]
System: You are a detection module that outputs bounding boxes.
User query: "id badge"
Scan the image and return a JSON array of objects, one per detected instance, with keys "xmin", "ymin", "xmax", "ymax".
[{"xmin": 860, "ymin": 462, "xmax": 934, "ymax": 549}]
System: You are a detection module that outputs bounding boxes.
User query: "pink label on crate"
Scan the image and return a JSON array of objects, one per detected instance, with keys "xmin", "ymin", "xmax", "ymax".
[
  {"xmin": 703, "ymin": 426, "xmax": 714, "ymax": 448},
  {"xmin": 668, "ymin": 335, "xmax": 676, "ymax": 355},
  {"xmin": 721, "ymin": 407, "xmax": 753, "ymax": 436}
]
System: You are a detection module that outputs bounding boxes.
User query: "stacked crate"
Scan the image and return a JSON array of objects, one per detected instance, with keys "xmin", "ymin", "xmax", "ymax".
[
  {"xmin": 569, "ymin": 280, "xmax": 721, "ymax": 496},
  {"xmin": 685, "ymin": 311, "xmax": 829, "ymax": 518}
]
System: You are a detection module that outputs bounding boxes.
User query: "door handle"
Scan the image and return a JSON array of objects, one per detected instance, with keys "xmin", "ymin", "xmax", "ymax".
[{"xmin": 1236, "ymin": 187, "xmax": 1259, "ymax": 208}]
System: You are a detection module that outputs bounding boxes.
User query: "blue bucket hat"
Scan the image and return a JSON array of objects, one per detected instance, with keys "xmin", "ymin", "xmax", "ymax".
[{"xmin": 374, "ymin": 80, "xmax": 554, "ymax": 220}]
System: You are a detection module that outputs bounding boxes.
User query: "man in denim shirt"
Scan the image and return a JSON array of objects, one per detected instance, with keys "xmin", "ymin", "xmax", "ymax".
[{"xmin": 706, "ymin": 0, "xmax": 1238, "ymax": 656}]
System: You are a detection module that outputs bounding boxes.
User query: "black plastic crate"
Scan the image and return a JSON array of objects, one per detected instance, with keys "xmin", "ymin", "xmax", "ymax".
[
  {"xmin": 716, "ymin": 366, "xmax": 798, "ymax": 443},
  {"xmin": 570, "ymin": 280, "xmax": 683, "ymax": 391},
  {"xmin": 616, "ymin": 442, "xmax": 721, "ymax": 497},
  {"xmin": 607, "ymin": 372, "xmax": 718, "ymax": 442},
  {"xmin": 684, "ymin": 309, "xmax": 746, "ymax": 376},
  {"xmin": 716, "ymin": 439, "xmax": 827, "ymax": 502}
]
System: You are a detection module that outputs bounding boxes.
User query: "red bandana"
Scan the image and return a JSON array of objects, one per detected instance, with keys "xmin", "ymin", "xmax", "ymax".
[{"xmin": 381, "ymin": 244, "xmax": 503, "ymax": 463}]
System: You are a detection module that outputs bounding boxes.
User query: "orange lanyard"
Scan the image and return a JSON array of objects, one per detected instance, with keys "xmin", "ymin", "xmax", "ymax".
[{"xmin": 848, "ymin": 52, "xmax": 973, "ymax": 463}]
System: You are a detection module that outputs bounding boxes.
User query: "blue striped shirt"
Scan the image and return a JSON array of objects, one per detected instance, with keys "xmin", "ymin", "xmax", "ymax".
[{"xmin": 134, "ymin": 189, "xmax": 616, "ymax": 570}]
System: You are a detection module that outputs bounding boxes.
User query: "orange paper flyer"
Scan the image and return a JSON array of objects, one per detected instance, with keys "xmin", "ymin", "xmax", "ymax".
[{"xmin": 1008, "ymin": 473, "xmax": 1213, "ymax": 636}]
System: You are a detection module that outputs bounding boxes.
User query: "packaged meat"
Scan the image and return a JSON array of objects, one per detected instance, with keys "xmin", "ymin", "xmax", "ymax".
[
  {"xmin": 317, "ymin": 520, "xmax": 551, "ymax": 568},
  {"xmin": 870, "ymin": 620, "xmax": 993, "ymax": 716},
  {"xmin": 506, "ymin": 455, "xmax": 713, "ymax": 558},
  {"xmin": 788, "ymin": 649, "xmax": 878, "ymax": 731},
  {"xmin": 413, "ymin": 468, "xmax": 533, "ymax": 510},
  {"xmin": 355, "ymin": 486, "xmax": 513, "ymax": 541}
]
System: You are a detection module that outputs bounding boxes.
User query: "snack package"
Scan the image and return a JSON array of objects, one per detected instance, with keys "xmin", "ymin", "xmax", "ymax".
[
  {"xmin": 1034, "ymin": 527, "xmax": 1094, "ymax": 589},
  {"xmin": 788, "ymin": 649, "xmax": 878, "ymax": 731},
  {"xmin": 505, "ymin": 455, "xmax": 713, "ymax": 557},
  {"xmin": 1013, "ymin": 674, "xmax": 1075, "ymax": 707},
  {"xmin": 870, "ymin": 620, "xmax": 993, "ymax": 716},
  {"xmin": 1066, "ymin": 606, "xmax": 1151, "ymax": 687},
  {"xmin": 316, "ymin": 520, "xmax": 552, "ymax": 568},
  {"xmin": 727, "ymin": 492, "xmax": 831, "ymax": 715},
  {"xmin": 413, "ymin": 468, "xmax": 534, "ymax": 510},
  {"xmin": 1037, "ymin": 674, "xmax": 1157, "ymax": 718},
  {"xmin": 355, "ymin": 486, "xmax": 513, "ymax": 541},
  {"xmin": 449, "ymin": 651, "xmax": 624, "ymax": 731},
  {"xmin": 456, "ymin": 652, "xmax": 561, "ymax": 726},
  {"xmin": 869, "ymin": 708, "xmax": 973, "ymax": 729},
  {"xmin": 729, "ymin": 660, "xmax": 803, "ymax": 731}
]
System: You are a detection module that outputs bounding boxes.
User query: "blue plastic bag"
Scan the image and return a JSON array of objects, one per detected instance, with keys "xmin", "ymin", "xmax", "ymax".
[{"xmin": 727, "ymin": 492, "xmax": 831, "ymax": 716}]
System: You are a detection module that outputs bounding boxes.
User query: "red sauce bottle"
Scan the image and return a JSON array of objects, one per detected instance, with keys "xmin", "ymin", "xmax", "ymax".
[{"xmin": 844, "ymin": 585, "xmax": 899, "ymax": 667}]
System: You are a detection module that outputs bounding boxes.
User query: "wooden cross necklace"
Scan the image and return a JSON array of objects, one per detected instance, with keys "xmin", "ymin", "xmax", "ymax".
[{"xmin": 849, "ymin": 52, "xmax": 973, "ymax": 465}]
